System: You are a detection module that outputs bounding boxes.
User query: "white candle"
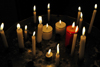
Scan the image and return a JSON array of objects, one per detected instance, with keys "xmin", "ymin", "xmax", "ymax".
[
  {"xmin": 55, "ymin": 20, "xmax": 66, "ymax": 35},
  {"xmin": 88, "ymin": 4, "xmax": 97, "ymax": 34},
  {"xmin": 16, "ymin": 23, "xmax": 24, "ymax": 48},
  {"xmin": 42, "ymin": 23, "xmax": 53, "ymax": 40},
  {"xmin": 33, "ymin": 5, "xmax": 36, "ymax": 23},
  {"xmin": 32, "ymin": 31, "xmax": 36, "ymax": 57},
  {"xmin": 37, "ymin": 16, "xmax": 43, "ymax": 43},
  {"xmin": 79, "ymin": 27, "xmax": 86, "ymax": 60},
  {"xmin": 0, "ymin": 23, "xmax": 8, "ymax": 48},
  {"xmin": 55, "ymin": 44, "xmax": 60, "ymax": 66},
  {"xmin": 47, "ymin": 3, "xmax": 50, "ymax": 21},
  {"xmin": 79, "ymin": 12, "xmax": 83, "ymax": 32},
  {"xmin": 71, "ymin": 26, "xmax": 79, "ymax": 56},
  {"xmin": 77, "ymin": 6, "xmax": 81, "ymax": 24},
  {"xmin": 24, "ymin": 25, "xmax": 27, "ymax": 40}
]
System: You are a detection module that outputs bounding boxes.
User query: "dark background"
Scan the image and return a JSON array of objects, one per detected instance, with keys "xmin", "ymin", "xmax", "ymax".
[{"xmin": 0, "ymin": 0, "xmax": 99, "ymax": 31}]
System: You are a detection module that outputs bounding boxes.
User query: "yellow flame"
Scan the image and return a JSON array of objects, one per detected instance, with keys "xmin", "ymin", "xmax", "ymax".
[
  {"xmin": 46, "ymin": 23, "xmax": 48, "ymax": 28},
  {"xmin": 82, "ymin": 27, "xmax": 85, "ymax": 35},
  {"xmin": 57, "ymin": 44, "xmax": 59, "ymax": 54},
  {"xmin": 94, "ymin": 4, "xmax": 97, "ymax": 9},
  {"xmin": 33, "ymin": 31, "xmax": 35, "ymax": 36},
  {"xmin": 78, "ymin": 6, "xmax": 81, "ymax": 11},
  {"xmin": 33, "ymin": 5, "xmax": 36, "ymax": 11},
  {"xmin": 59, "ymin": 20, "xmax": 61, "ymax": 25},
  {"xmin": 80, "ymin": 12, "xmax": 83, "ymax": 18},
  {"xmin": 17, "ymin": 23, "xmax": 20, "ymax": 29},
  {"xmin": 38, "ymin": 16, "xmax": 42, "ymax": 24},
  {"xmin": 48, "ymin": 49, "xmax": 51, "ymax": 55},
  {"xmin": 47, "ymin": 3, "xmax": 50, "ymax": 9},
  {"xmin": 0, "ymin": 23, "xmax": 4, "ymax": 30},
  {"xmin": 75, "ymin": 26, "xmax": 78, "ymax": 32},
  {"xmin": 25, "ymin": 25, "xmax": 27, "ymax": 30},
  {"xmin": 72, "ymin": 22, "xmax": 75, "ymax": 28}
]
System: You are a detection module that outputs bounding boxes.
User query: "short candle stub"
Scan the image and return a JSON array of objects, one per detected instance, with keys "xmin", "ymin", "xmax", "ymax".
[{"xmin": 46, "ymin": 49, "xmax": 53, "ymax": 61}]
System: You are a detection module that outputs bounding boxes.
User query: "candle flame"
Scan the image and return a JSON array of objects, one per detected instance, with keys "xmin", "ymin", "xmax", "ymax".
[
  {"xmin": 47, "ymin": 3, "xmax": 50, "ymax": 9},
  {"xmin": 33, "ymin": 31, "xmax": 35, "ymax": 36},
  {"xmin": 48, "ymin": 49, "xmax": 51, "ymax": 55},
  {"xmin": 94, "ymin": 4, "xmax": 97, "ymax": 9},
  {"xmin": 17, "ymin": 23, "xmax": 20, "ymax": 29},
  {"xmin": 82, "ymin": 27, "xmax": 85, "ymax": 36},
  {"xmin": 0, "ymin": 23, "xmax": 4, "ymax": 30},
  {"xmin": 25, "ymin": 25, "xmax": 27, "ymax": 30},
  {"xmin": 72, "ymin": 22, "xmax": 75, "ymax": 28},
  {"xmin": 78, "ymin": 6, "xmax": 81, "ymax": 11},
  {"xmin": 33, "ymin": 5, "xmax": 36, "ymax": 11},
  {"xmin": 59, "ymin": 20, "xmax": 61, "ymax": 25},
  {"xmin": 75, "ymin": 26, "xmax": 78, "ymax": 32},
  {"xmin": 57, "ymin": 44, "xmax": 59, "ymax": 54},
  {"xmin": 46, "ymin": 23, "xmax": 48, "ymax": 28},
  {"xmin": 38, "ymin": 16, "xmax": 42, "ymax": 24},
  {"xmin": 80, "ymin": 12, "xmax": 83, "ymax": 18}
]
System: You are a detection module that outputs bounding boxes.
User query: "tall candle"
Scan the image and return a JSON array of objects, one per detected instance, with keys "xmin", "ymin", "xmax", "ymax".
[
  {"xmin": 33, "ymin": 5, "xmax": 36, "ymax": 23},
  {"xmin": 79, "ymin": 12, "xmax": 83, "ymax": 32},
  {"xmin": 16, "ymin": 23, "xmax": 24, "ymax": 48},
  {"xmin": 55, "ymin": 20, "xmax": 66, "ymax": 36},
  {"xmin": 42, "ymin": 23, "xmax": 53, "ymax": 40},
  {"xmin": 79, "ymin": 27, "xmax": 86, "ymax": 60},
  {"xmin": 71, "ymin": 26, "xmax": 79, "ymax": 56},
  {"xmin": 32, "ymin": 31, "xmax": 36, "ymax": 57},
  {"xmin": 47, "ymin": 3, "xmax": 50, "ymax": 21},
  {"xmin": 77, "ymin": 6, "xmax": 81, "ymax": 25},
  {"xmin": 24, "ymin": 25, "xmax": 27, "ymax": 40},
  {"xmin": 37, "ymin": 16, "xmax": 43, "ymax": 43},
  {"xmin": 0, "ymin": 23, "xmax": 8, "ymax": 48},
  {"xmin": 88, "ymin": 4, "xmax": 97, "ymax": 34}
]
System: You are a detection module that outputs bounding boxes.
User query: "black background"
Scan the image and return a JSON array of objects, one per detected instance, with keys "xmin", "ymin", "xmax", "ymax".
[{"xmin": 0, "ymin": 0, "xmax": 100, "ymax": 31}]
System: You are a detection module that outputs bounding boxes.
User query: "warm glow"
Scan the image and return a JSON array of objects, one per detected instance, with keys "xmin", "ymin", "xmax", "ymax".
[
  {"xmin": 82, "ymin": 27, "xmax": 85, "ymax": 36},
  {"xmin": 33, "ymin": 31, "xmax": 35, "ymax": 36},
  {"xmin": 38, "ymin": 16, "xmax": 42, "ymax": 24},
  {"xmin": 94, "ymin": 4, "xmax": 97, "ymax": 9},
  {"xmin": 80, "ymin": 12, "xmax": 83, "ymax": 18},
  {"xmin": 47, "ymin": 3, "xmax": 50, "ymax": 9},
  {"xmin": 17, "ymin": 23, "xmax": 20, "ymax": 29},
  {"xmin": 57, "ymin": 44, "xmax": 59, "ymax": 54},
  {"xmin": 33, "ymin": 5, "xmax": 36, "ymax": 11},
  {"xmin": 75, "ymin": 26, "xmax": 78, "ymax": 32},
  {"xmin": 78, "ymin": 6, "xmax": 81, "ymax": 11},
  {"xmin": 46, "ymin": 23, "xmax": 48, "ymax": 29},
  {"xmin": 0, "ymin": 23, "xmax": 4, "ymax": 30},
  {"xmin": 48, "ymin": 49, "xmax": 51, "ymax": 55},
  {"xmin": 25, "ymin": 25, "xmax": 27, "ymax": 30},
  {"xmin": 59, "ymin": 20, "xmax": 61, "ymax": 25},
  {"xmin": 72, "ymin": 22, "xmax": 75, "ymax": 28}
]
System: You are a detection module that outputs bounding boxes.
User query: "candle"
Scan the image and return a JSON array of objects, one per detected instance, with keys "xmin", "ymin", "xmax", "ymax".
[
  {"xmin": 47, "ymin": 3, "xmax": 50, "ymax": 21},
  {"xmin": 77, "ymin": 6, "xmax": 81, "ymax": 25},
  {"xmin": 65, "ymin": 22, "xmax": 78, "ymax": 47},
  {"xmin": 33, "ymin": 5, "xmax": 36, "ymax": 23},
  {"xmin": 32, "ymin": 31, "xmax": 36, "ymax": 57},
  {"xmin": 79, "ymin": 12, "xmax": 83, "ymax": 32},
  {"xmin": 24, "ymin": 25, "xmax": 27, "ymax": 40},
  {"xmin": 79, "ymin": 27, "xmax": 86, "ymax": 60},
  {"xmin": 16, "ymin": 23, "xmax": 24, "ymax": 48},
  {"xmin": 71, "ymin": 26, "xmax": 79, "ymax": 56},
  {"xmin": 0, "ymin": 23, "xmax": 8, "ymax": 48},
  {"xmin": 88, "ymin": 4, "xmax": 97, "ymax": 34},
  {"xmin": 55, "ymin": 44, "xmax": 60, "ymax": 66},
  {"xmin": 46, "ymin": 49, "xmax": 53, "ymax": 61},
  {"xmin": 37, "ymin": 16, "xmax": 43, "ymax": 43},
  {"xmin": 42, "ymin": 23, "xmax": 53, "ymax": 40},
  {"xmin": 55, "ymin": 20, "xmax": 66, "ymax": 36}
]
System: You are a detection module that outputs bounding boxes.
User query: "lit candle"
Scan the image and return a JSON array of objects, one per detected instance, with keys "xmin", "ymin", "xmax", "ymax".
[
  {"xmin": 24, "ymin": 25, "xmax": 27, "ymax": 40},
  {"xmin": 16, "ymin": 23, "xmax": 24, "ymax": 48},
  {"xmin": 46, "ymin": 49, "xmax": 53, "ymax": 61},
  {"xmin": 55, "ymin": 20, "xmax": 66, "ymax": 35},
  {"xmin": 79, "ymin": 27, "xmax": 86, "ymax": 60},
  {"xmin": 0, "ymin": 23, "xmax": 8, "ymax": 48},
  {"xmin": 47, "ymin": 3, "xmax": 50, "ymax": 21},
  {"xmin": 33, "ymin": 5, "xmax": 36, "ymax": 23},
  {"xmin": 77, "ymin": 6, "xmax": 81, "ymax": 24},
  {"xmin": 32, "ymin": 31, "xmax": 36, "ymax": 57},
  {"xmin": 37, "ymin": 16, "xmax": 43, "ymax": 43},
  {"xmin": 79, "ymin": 12, "xmax": 83, "ymax": 32},
  {"xmin": 65, "ymin": 22, "xmax": 78, "ymax": 47},
  {"xmin": 88, "ymin": 4, "xmax": 97, "ymax": 34},
  {"xmin": 42, "ymin": 23, "xmax": 53, "ymax": 40},
  {"xmin": 55, "ymin": 44, "xmax": 60, "ymax": 66},
  {"xmin": 71, "ymin": 26, "xmax": 79, "ymax": 56}
]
